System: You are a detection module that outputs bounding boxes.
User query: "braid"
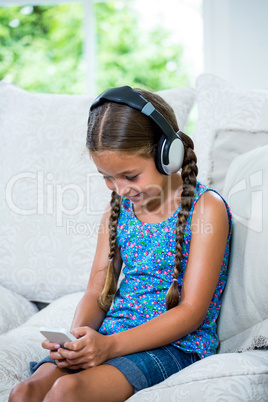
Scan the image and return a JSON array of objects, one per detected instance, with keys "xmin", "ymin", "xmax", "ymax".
[
  {"xmin": 166, "ymin": 133, "xmax": 198, "ymax": 310},
  {"xmin": 98, "ymin": 191, "xmax": 121, "ymax": 312}
]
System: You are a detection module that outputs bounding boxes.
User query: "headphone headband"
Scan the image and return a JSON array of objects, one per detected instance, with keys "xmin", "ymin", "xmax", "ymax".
[
  {"xmin": 89, "ymin": 86, "xmax": 184, "ymax": 174},
  {"xmin": 89, "ymin": 86, "xmax": 178, "ymax": 144}
]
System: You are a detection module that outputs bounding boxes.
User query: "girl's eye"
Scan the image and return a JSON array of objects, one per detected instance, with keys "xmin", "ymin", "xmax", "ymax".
[
  {"xmin": 102, "ymin": 174, "xmax": 138, "ymax": 181},
  {"xmin": 126, "ymin": 175, "xmax": 138, "ymax": 181}
]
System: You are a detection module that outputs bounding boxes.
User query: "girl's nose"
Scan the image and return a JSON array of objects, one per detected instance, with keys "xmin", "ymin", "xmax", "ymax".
[{"xmin": 115, "ymin": 180, "xmax": 130, "ymax": 196}]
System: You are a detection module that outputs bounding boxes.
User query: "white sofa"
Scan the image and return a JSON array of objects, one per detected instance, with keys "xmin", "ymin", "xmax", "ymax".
[{"xmin": 0, "ymin": 74, "xmax": 267, "ymax": 401}]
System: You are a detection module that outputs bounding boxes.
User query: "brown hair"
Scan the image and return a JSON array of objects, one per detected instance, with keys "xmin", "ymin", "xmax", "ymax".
[{"xmin": 87, "ymin": 89, "xmax": 198, "ymax": 312}]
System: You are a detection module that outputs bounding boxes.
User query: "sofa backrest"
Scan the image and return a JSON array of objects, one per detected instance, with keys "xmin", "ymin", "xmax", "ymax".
[{"xmin": 217, "ymin": 145, "xmax": 268, "ymax": 353}]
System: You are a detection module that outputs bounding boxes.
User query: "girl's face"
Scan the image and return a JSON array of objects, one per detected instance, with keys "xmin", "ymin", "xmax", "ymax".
[{"xmin": 92, "ymin": 151, "xmax": 173, "ymax": 209}]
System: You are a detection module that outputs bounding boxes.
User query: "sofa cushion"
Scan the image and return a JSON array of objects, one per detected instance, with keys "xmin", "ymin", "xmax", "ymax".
[
  {"xmin": 128, "ymin": 351, "xmax": 268, "ymax": 401},
  {"xmin": 0, "ymin": 285, "xmax": 38, "ymax": 335},
  {"xmin": 193, "ymin": 74, "xmax": 268, "ymax": 184},
  {"xmin": 217, "ymin": 145, "xmax": 268, "ymax": 347},
  {"xmin": 209, "ymin": 129, "xmax": 268, "ymax": 194},
  {"xmin": 0, "ymin": 82, "xmax": 195, "ymax": 303}
]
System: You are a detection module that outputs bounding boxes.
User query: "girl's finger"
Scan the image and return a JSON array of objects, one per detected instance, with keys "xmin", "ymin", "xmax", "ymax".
[
  {"xmin": 65, "ymin": 356, "xmax": 86, "ymax": 366},
  {"xmin": 57, "ymin": 347, "xmax": 85, "ymax": 360},
  {"xmin": 49, "ymin": 350, "xmax": 65, "ymax": 360},
  {"xmin": 55, "ymin": 359, "xmax": 68, "ymax": 368},
  {"xmin": 42, "ymin": 339, "xmax": 61, "ymax": 350},
  {"xmin": 64, "ymin": 337, "xmax": 85, "ymax": 352}
]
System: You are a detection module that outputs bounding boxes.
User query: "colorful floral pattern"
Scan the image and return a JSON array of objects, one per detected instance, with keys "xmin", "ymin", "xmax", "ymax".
[{"xmin": 98, "ymin": 182, "xmax": 232, "ymax": 359}]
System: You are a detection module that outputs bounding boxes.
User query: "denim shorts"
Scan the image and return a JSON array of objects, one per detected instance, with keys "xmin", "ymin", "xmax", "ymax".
[
  {"xmin": 30, "ymin": 345, "xmax": 199, "ymax": 393},
  {"xmin": 105, "ymin": 345, "xmax": 199, "ymax": 392}
]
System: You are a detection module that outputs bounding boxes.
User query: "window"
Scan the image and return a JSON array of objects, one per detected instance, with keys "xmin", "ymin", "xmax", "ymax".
[{"xmin": 0, "ymin": 0, "xmax": 203, "ymax": 95}]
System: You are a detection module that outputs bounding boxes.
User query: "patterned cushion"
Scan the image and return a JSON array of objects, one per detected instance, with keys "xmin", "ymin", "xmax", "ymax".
[
  {"xmin": 193, "ymin": 74, "xmax": 268, "ymax": 184},
  {"xmin": 128, "ymin": 351, "xmax": 268, "ymax": 401},
  {"xmin": 209, "ymin": 129, "xmax": 268, "ymax": 194}
]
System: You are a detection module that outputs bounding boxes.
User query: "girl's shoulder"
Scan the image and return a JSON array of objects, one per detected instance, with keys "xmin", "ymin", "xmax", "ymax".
[
  {"xmin": 194, "ymin": 181, "xmax": 230, "ymax": 210},
  {"xmin": 193, "ymin": 181, "xmax": 232, "ymax": 233}
]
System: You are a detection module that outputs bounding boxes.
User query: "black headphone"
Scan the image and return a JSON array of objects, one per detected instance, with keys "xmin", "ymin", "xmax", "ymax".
[{"xmin": 89, "ymin": 86, "xmax": 184, "ymax": 175}]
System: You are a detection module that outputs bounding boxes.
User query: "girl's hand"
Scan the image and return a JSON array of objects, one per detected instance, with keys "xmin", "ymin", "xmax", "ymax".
[
  {"xmin": 41, "ymin": 339, "xmax": 68, "ymax": 367},
  {"xmin": 50, "ymin": 327, "xmax": 113, "ymax": 370}
]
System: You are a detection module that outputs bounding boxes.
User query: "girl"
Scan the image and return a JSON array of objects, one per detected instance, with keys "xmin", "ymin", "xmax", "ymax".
[{"xmin": 10, "ymin": 86, "xmax": 232, "ymax": 402}]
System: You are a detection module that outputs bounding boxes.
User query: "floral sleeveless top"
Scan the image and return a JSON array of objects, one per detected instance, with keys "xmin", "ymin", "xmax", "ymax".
[{"xmin": 98, "ymin": 181, "xmax": 232, "ymax": 359}]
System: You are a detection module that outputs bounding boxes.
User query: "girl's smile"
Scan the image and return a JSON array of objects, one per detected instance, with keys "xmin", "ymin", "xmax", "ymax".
[{"xmin": 128, "ymin": 192, "xmax": 143, "ymax": 201}]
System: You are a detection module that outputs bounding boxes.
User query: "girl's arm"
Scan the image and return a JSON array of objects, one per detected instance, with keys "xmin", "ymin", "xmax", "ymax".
[{"xmin": 53, "ymin": 191, "xmax": 229, "ymax": 368}]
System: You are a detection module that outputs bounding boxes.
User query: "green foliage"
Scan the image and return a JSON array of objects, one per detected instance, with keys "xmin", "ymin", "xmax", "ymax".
[
  {"xmin": 96, "ymin": 2, "xmax": 189, "ymax": 92},
  {"xmin": 0, "ymin": 2, "xmax": 189, "ymax": 95},
  {"xmin": 0, "ymin": 4, "xmax": 84, "ymax": 94}
]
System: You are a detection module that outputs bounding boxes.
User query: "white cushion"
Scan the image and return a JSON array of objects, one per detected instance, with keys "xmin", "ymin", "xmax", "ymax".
[
  {"xmin": 209, "ymin": 129, "xmax": 268, "ymax": 194},
  {"xmin": 0, "ymin": 82, "xmax": 195, "ymax": 303},
  {"xmin": 128, "ymin": 351, "xmax": 268, "ymax": 401},
  {"xmin": 193, "ymin": 74, "xmax": 268, "ymax": 184},
  {"xmin": 0, "ymin": 285, "xmax": 38, "ymax": 335},
  {"xmin": 217, "ymin": 145, "xmax": 268, "ymax": 345}
]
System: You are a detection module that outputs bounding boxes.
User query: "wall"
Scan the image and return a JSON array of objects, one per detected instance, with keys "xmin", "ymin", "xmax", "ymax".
[{"xmin": 203, "ymin": 0, "xmax": 268, "ymax": 89}]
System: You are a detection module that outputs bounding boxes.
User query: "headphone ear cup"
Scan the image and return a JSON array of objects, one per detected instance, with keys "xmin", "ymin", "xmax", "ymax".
[
  {"xmin": 155, "ymin": 135, "xmax": 185, "ymax": 175},
  {"xmin": 155, "ymin": 135, "xmax": 167, "ymax": 175},
  {"xmin": 166, "ymin": 137, "xmax": 185, "ymax": 174}
]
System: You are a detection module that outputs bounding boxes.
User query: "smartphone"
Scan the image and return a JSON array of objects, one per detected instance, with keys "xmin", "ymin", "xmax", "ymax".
[{"xmin": 40, "ymin": 326, "xmax": 77, "ymax": 347}]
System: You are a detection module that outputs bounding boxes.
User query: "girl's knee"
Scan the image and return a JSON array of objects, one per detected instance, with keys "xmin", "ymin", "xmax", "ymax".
[
  {"xmin": 46, "ymin": 376, "xmax": 81, "ymax": 401},
  {"xmin": 9, "ymin": 381, "xmax": 34, "ymax": 402}
]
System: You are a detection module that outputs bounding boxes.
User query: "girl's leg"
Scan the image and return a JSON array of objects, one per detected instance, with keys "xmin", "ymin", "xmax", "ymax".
[
  {"xmin": 43, "ymin": 364, "xmax": 134, "ymax": 402},
  {"xmin": 9, "ymin": 362, "xmax": 69, "ymax": 402}
]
